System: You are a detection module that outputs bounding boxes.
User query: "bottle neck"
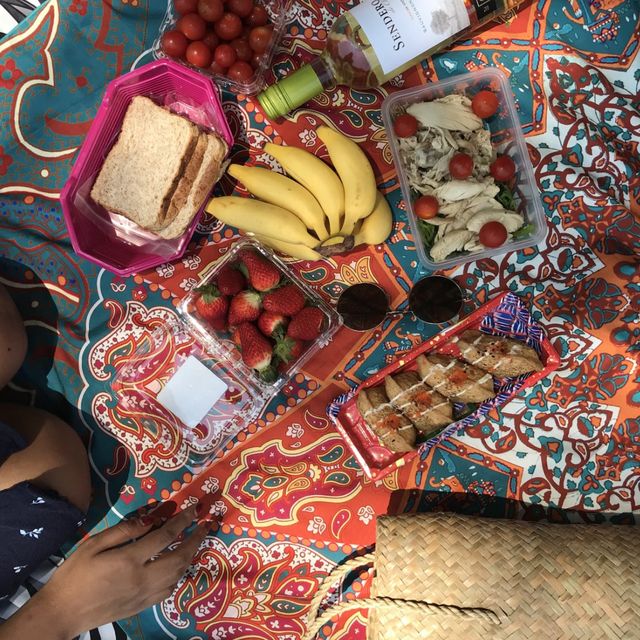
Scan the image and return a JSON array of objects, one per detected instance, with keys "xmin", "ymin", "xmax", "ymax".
[{"xmin": 257, "ymin": 56, "xmax": 335, "ymax": 121}]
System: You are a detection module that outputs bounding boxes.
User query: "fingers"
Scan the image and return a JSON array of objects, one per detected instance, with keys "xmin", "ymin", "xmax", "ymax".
[
  {"xmin": 129, "ymin": 505, "xmax": 198, "ymax": 562},
  {"xmin": 86, "ymin": 516, "xmax": 154, "ymax": 554}
]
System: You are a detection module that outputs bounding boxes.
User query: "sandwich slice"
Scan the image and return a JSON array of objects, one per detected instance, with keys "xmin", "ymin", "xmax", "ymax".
[
  {"xmin": 356, "ymin": 385, "xmax": 416, "ymax": 453},
  {"xmin": 384, "ymin": 371, "xmax": 452, "ymax": 437},
  {"xmin": 454, "ymin": 329, "xmax": 543, "ymax": 378},
  {"xmin": 158, "ymin": 130, "xmax": 228, "ymax": 240},
  {"xmin": 416, "ymin": 353, "xmax": 495, "ymax": 404},
  {"xmin": 91, "ymin": 95, "xmax": 198, "ymax": 231}
]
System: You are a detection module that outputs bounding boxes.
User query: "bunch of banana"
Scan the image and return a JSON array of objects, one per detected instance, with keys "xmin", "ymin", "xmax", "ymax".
[{"xmin": 205, "ymin": 126, "xmax": 392, "ymax": 261}]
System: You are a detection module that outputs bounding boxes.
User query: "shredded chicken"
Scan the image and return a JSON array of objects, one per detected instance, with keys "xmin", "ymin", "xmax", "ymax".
[{"xmin": 398, "ymin": 94, "xmax": 524, "ymax": 262}]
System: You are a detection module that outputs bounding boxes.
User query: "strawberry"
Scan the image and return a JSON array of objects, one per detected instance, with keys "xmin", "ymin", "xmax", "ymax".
[
  {"xmin": 239, "ymin": 249, "xmax": 281, "ymax": 292},
  {"xmin": 263, "ymin": 284, "xmax": 305, "ymax": 316},
  {"xmin": 194, "ymin": 284, "xmax": 228, "ymax": 331},
  {"xmin": 257, "ymin": 311, "xmax": 287, "ymax": 338},
  {"xmin": 230, "ymin": 326, "xmax": 241, "ymax": 348},
  {"xmin": 287, "ymin": 306, "xmax": 324, "ymax": 340},
  {"xmin": 274, "ymin": 335, "xmax": 304, "ymax": 364},
  {"xmin": 217, "ymin": 264, "xmax": 245, "ymax": 296},
  {"xmin": 237, "ymin": 322, "xmax": 277, "ymax": 381},
  {"xmin": 228, "ymin": 290, "xmax": 262, "ymax": 325}
]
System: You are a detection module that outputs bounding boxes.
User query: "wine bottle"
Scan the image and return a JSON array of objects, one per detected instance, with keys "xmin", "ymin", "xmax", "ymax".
[{"xmin": 258, "ymin": 0, "xmax": 526, "ymax": 119}]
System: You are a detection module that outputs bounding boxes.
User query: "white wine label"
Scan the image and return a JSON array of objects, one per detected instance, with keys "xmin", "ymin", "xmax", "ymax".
[{"xmin": 351, "ymin": 0, "xmax": 471, "ymax": 75}]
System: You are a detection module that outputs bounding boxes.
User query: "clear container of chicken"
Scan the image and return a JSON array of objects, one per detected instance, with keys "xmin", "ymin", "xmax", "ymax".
[{"xmin": 381, "ymin": 68, "xmax": 546, "ymax": 271}]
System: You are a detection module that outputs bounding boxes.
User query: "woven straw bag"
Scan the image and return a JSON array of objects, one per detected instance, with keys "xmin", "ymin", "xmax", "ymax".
[{"xmin": 304, "ymin": 513, "xmax": 640, "ymax": 640}]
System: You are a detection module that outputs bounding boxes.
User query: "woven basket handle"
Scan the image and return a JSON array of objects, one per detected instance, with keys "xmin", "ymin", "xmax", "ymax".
[{"xmin": 304, "ymin": 553, "xmax": 502, "ymax": 640}]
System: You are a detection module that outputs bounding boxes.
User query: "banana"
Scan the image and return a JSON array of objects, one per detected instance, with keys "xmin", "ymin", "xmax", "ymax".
[
  {"xmin": 250, "ymin": 234, "xmax": 323, "ymax": 261},
  {"xmin": 228, "ymin": 164, "xmax": 329, "ymax": 241},
  {"xmin": 317, "ymin": 126, "xmax": 377, "ymax": 236},
  {"xmin": 206, "ymin": 196, "xmax": 318, "ymax": 248},
  {"xmin": 321, "ymin": 235, "xmax": 346, "ymax": 247},
  {"xmin": 353, "ymin": 191, "xmax": 393, "ymax": 246},
  {"xmin": 264, "ymin": 142, "xmax": 344, "ymax": 236}
]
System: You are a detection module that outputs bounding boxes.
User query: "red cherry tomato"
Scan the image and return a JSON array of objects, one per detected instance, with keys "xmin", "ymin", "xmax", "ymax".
[
  {"xmin": 228, "ymin": 0, "xmax": 254, "ymax": 18},
  {"xmin": 449, "ymin": 152, "xmax": 474, "ymax": 179},
  {"xmin": 490, "ymin": 155, "xmax": 516, "ymax": 182},
  {"xmin": 213, "ymin": 43, "xmax": 237, "ymax": 68},
  {"xmin": 393, "ymin": 113, "xmax": 418, "ymax": 138},
  {"xmin": 479, "ymin": 221, "xmax": 508, "ymax": 248},
  {"xmin": 202, "ymin": 29, "xmax": 219, "ymax": 50},
  {"xmin": 161, "ymin": 29, "xmax": 188, "ymax": 58},
  {"xmin": 174, "ymin": 0, "xmax": 198, "ymax": 15},
  {"xmin": 197, "ymin": 0, "xmax": 223, "ymax": 22},
  {"xmin": 176, "ymin": 12, "xmax": 207, "ymax": 40},
  {"xmin": 227, "ymin": 60, "xmax": 254, "ymax": 82},
  {"xmin": 245, "ymin": 4, "xmax": 268, "ymax": 26},
  {"xmin": 214, "ymin": 12, "xmax": 243, "ymax": 40},
  {"xmin": 413, "ymin": 195, "xmax": 439, "ymax": 220},
  {"xmin": 248, "ymin": 25, "xmax": 272, "ymax": 53},
  {"xmin": 231, "ymin": 38, "xmax": 252, "ymax": 62},
  {"xmin": 186, "ymin": 40, "xmax": 212, "ymax": 67},
  {"xmin": 210, "ymin": 60, "xmax": 226, "ymax": 75},
  {"xmin": 250, "ymin": 51, "xmax": 264, "ymax": 69},
  {"xmin": 471, "ymin": 90, "xmax": 499, "ymax": 119}
]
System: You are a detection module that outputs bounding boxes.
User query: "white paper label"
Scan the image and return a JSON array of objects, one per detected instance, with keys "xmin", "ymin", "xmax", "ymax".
[
  {"xmin": 157, "ymin": 355, "xmax": 228, "ymax": 429},
  {"xmin": 350, "ymin": 0, "xmax": 471, "ymax": 75}
]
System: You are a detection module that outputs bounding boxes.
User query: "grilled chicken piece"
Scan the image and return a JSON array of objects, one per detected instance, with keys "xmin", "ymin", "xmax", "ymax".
[
  {"xmin": 356, "ymin": 386, "xmax": 416, "ymax": 453},
  {"xmin": 416, "ymin": 353, "xmax": 495, "ymax": 403},
  {"xmin": 454, "ymin": 329, "xmax": 543, "ymax": 378},
  {"xmin": 384, "ymin": 371, "xmax": 452, "ymax": 437}
]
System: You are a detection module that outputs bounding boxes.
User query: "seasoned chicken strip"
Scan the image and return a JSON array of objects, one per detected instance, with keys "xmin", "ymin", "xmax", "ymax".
[
  {"xmin": 356, "ymin": 386, "xmax": 416, "ymax": 453},
  {"xmin": 384, "ymin": 371, "xmax": 452, "ymax": 437},
  {"xmin": 416, "ymin": 354, "xmax": 495, "ymax": 403},
  {"xmin": 454, "ymin": 329, "xmax": 543, "ymax": 378}
]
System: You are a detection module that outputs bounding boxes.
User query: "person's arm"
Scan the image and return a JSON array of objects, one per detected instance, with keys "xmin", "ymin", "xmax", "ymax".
[{"xmin": 0, "ymin": 506, "xmax": 208, "ymax": 639}]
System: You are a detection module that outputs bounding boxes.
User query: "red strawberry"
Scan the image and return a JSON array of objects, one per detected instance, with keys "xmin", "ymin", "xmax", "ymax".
[
  {"xmin": 237, "ymin": 322, "xmax": 276, "ymax": 381},
  {"xmin": 194, "ymin": 284, "xmax": 228, "ymax": 331},
  {"xmin": 230, "ymin": 326, "xmax": 241, "ymax": 348},
  {"xmin": 228, "ymin": 290, "xmax": 262, "ymax": 325},
  {"xmin": 263, "ymin": 284, "xmax": 305, "ymax": 316},
  {"xmin": 239, "ymin": 249, "xmax": 281, "ymax": 292},
  {"xmin": 287, "ymin": 306, "xmax": 324, "ymax": 340},
  {"xmin": 274, "ymin": 335, "xmax": 304, "ymax": 364},
  {"xmin": 217, "ymin": 264, "xmax": 245, "ymax": 296},
  {"xmin": 257, "ymin": 311, "xmax": 287, "ymax": 337}
]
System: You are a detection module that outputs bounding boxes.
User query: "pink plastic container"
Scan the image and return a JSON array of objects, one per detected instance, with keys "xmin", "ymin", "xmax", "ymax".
[{"xmin": 61, "ymin": 59, "xmax": 233, "ymax": 277}]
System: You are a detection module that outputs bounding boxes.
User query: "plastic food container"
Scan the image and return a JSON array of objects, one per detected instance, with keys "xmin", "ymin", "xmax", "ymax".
[
  {"xmin": 327, "ymin": 291, "xmax": 560, "ymax": 482},
  {"xmin": 381, "ymin": 68, "xmax": 546, "ymax": 271},
  {"xmin": 60, "ymin": 59, "xmax": 233, "ymax": 277},
  {"xmin": 178, "ymin": 237, "xmax": 343, "ymax": 395},
  {"xmin": 152, "ymin": 0, "xmax": 293, "ymax": 96}
]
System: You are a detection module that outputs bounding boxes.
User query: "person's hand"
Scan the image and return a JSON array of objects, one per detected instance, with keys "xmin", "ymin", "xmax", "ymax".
[{"xmin": 0, "ymin": 505, "xmax": 209, "ymax": 640}]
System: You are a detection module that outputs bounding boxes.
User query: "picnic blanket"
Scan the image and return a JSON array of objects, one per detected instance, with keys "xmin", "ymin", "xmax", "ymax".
[{"xmin": 0, "ymin": 1, "xmax": 638, "ymax": 638}]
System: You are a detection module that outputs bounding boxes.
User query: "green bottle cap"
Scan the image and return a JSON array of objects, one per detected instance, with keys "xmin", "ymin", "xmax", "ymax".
[{"xmin": 258, "ymin": 64, "xmax": 324, "ymax": 120}]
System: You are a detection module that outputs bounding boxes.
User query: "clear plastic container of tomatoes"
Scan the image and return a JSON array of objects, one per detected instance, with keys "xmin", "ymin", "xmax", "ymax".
[
  {"xmin": 153, "ymin": 0, "xmax": 293, "ymax": 95},
  {"xmin": 381, "ymin": 68, "xmax": 546, "ymax": 271}
]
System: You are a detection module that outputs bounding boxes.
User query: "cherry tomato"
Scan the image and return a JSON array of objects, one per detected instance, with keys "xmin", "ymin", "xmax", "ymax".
[
  {"xmin": 245, "ymin": 4, "xmax": 268, "ymax": 26},
  {"xmin": 214, "ymin": 12, "xmax": 243, "ymax": 40},
  {"xmin": 393, "ymin": 113, "xmax": 418, "ymax": 138},
  {"xmin": 471, "ymin": 90, "xmax": 499, "ymax": 119},
  {"xmin": 231, "ymin": 37, "xmax": 252, "ymax": 62},
  {"xmin": 479, "ymin": 221, "xmax": 508, "ymax": 248},
  {"xmin": 251, "ymin": 51, "xmax": 264, "ymax": 69},
  {"xmin": 490, "ymin": 155, "xmax": 516, "ymax": 182},
  {"xmin": 413, "ymin": 195, "xmax": 439, "ymax": 220},
  {"xmin": 186, "ymin": 40, "xmax": 212, "ymax": 67},
  {"xmin": 228, "ymin": 0, "xmax": 254, "ymax": 18},
  {"xmin": 177, "ymin": 13, "xmax": 207, "ymax": 40},
  {"xmin": 202, "ymin": 29, "xmax": 219, "ymax": 50},
  {"xmin": 174, "ymin": 0, "xmax": 198, "ymax": 15},
  {"xmin": 449, "ymin": 152, "xmax": 474, "ymax": 179},
  {"xmin": 248, "ymin": 25, "xmax": 273, "ymax": 53},
  {"xmin": 197, "ymin": 0, "xmax": 223, "ymax": 22},
  {"xmin": 161, "ymin": 29, "xmax": 188, "ymax": 58},
  {"xmin": 210, "ymin": 60, "xmax": 226, "ymax": 75},
  {"xmin": 214, "ymin": 43, "xmax": 237, "ymax": 68},
  {"xmin": 227, "ymin": 60, "xmax": 254, "ymax": 82}
]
